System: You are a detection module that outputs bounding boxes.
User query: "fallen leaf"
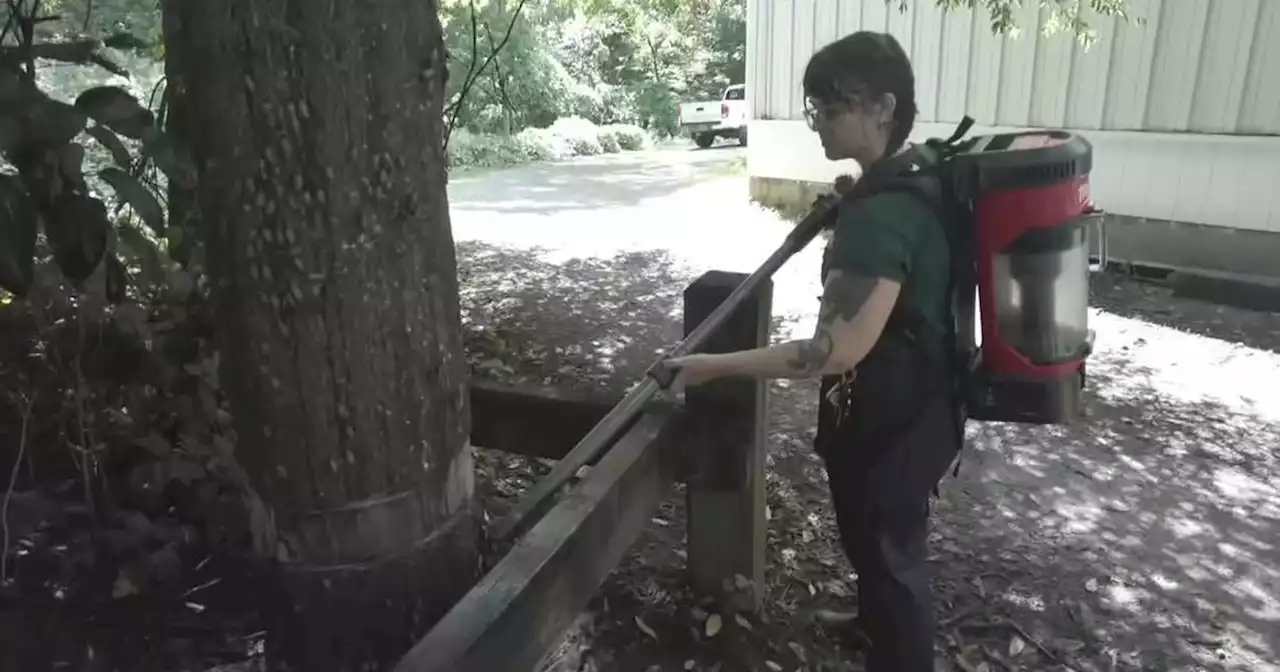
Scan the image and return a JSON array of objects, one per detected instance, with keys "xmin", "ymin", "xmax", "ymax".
[
  {"xmin": 1054, "ymin": 637, "xmax": 1086, "ymax": 654},
  {"xmin": 705, "ymin": 613, "xmax": 722, "ymax": 638},
  {"xmin": 1209, "ymin": 610, "xmax": 1227, "ymax": 631},
  {"xmin": 814, "ymin": 609, "xmax": 858, "ymax": 625},
  {"xmin": 635, "ymin": 615, "xmax": 658, "ymax": 641},
  {"xmin": 111, "ymin": 573, "xmax": 138, "ymax": 598},
  {"xmin": 137, "ymin": 432, "xmax": 171, "ymax": 456},
  {"xmin": 1072, "ymin": 599, "xmax": 1095, "ymax": 627},
  {"xmin": 1008, "ymin": 635, "xmax": 1026, "ymax": 657},
  {"xmin": 788, "ymin": 641, "xmax": 807, "ymax": 662},
  {"xmin": 684, "ymin": 660, "xmax": 695, "ymax": 671},
  {"xmin": 734, "ymin": 613, "xmax": 754, "ymax": 632},
  {"xmin": 765, "ymin": 662, "xmax": 782, "ymax": 672}
]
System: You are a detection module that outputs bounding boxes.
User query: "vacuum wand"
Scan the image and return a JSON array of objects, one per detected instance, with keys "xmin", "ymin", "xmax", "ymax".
[
  {"xmin": 490, "ymin": 185, "xmax": 847, "ymax": 543},
  {"xmin": 650, "ymin": 174, "xmax": 854, "ymax": 387}
]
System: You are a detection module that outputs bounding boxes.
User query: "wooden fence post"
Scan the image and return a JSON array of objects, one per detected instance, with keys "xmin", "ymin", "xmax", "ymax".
[{"xmin": 681, "ymin": 270, "xmax": 770, "ymax": 612}]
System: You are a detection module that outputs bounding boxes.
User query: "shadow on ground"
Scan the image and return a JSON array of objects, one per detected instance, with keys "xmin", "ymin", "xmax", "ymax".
[
  {"xmin": 931, "ymin": 351, "xmax": 1280, "ymax": 671},
  {"xmin": 457, "ymin": 240, "xmax": 690, "ymax": 392},
  {"xmin": 458, "ymin": 239, "xmax": 787, "ymax": 393},
  {"xmin": 1090, "ymin": 272, "xmax": 1280, "ymax": 353},
  {"xmin": 459, "ymin": 243, "xmax": 1280, "ymax": 672}
]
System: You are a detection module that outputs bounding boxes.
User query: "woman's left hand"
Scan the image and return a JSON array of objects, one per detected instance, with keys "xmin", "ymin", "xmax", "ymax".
[{"xmin": 660, "ymin": 353, "xmax": 732, "ymax": 388}]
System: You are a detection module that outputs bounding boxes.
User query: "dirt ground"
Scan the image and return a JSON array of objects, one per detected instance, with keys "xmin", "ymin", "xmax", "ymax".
[
  {"xmin": 461, "ymin": 241, "xmax": 1280, "ymax": 672},
  {"xmin": 2, "ymin": 231, "xmax": 1277, "ymax": 672},
  {"xmin": 5, "ymin": 141, "xmax": 1276, "ymax": 671}
]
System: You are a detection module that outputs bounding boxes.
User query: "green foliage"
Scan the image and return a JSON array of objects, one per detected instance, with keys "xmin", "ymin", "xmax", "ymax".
[
  {"xmin": 924, "ymin": 0, "xmax": 1134, "ymax": 48},
  {"xmin": 0, "ymin": 1, "xmax": 190, "ymax": 303},
  {"xmin": 442, "ymin": 0, "xmax": 746, "ymax": 138},
  {"xmin": 447, "ymin": 118, "xmax": 650, "ymax": 171},
  {"xmin": 42, "ymin": 0, "xmax": 164, "ymax": 52}
]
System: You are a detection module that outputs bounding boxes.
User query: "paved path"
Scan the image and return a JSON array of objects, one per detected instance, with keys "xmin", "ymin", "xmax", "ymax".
[{"xmin": 450, "ymin": 148, "xmax": 1280, "ymax": 671}]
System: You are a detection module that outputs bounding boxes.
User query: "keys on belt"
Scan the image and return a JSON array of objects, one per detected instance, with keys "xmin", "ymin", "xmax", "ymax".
[{"xmin": 825, "ymin": 370, "xmax": 857, "ymax": 428}]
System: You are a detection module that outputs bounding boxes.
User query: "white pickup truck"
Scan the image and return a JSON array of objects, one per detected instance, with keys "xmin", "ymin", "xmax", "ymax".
[{"xmin": 678, "ymin": 84, "xmax": 749, "ymax": 149}]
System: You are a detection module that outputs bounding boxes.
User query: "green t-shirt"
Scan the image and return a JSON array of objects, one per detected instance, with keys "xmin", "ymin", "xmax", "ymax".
[{"xmin": 820, "ymin": 191, "xmax": 951, "ymax": 346}]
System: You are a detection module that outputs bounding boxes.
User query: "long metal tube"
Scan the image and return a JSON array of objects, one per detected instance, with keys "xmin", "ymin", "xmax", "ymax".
[{"xmin": 490, "ymin": 194, "xmax": 843, "ymax": 542}]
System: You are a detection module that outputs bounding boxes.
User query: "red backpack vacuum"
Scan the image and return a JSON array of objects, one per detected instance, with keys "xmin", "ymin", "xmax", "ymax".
[{"xmin": 942, "ymin": 122, "xmax": 1099, "ymax": 424}]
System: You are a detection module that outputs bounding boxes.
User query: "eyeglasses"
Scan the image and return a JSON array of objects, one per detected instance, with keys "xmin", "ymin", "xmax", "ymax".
[{"xmin": 802, "ymin": 98, "xmax": 846, "ymax": 130}]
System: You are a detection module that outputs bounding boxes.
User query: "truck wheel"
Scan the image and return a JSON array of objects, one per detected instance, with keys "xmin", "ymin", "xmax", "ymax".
[
  {"xmin": 694, "ymin": 133, "xmax": 715, "ymax": 149},
  {"xmin": 737, "ymin": 127, "xmax": 748, "ymax": 147}
]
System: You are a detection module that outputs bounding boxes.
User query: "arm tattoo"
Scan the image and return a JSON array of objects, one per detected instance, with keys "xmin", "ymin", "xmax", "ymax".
[
  {"xmin": 818, "ymin": 273, "xmax": 878, "ymax": 325},
  {"xmin": 786, "ymin": 274, "xmax": 878, "ymax": 374}
]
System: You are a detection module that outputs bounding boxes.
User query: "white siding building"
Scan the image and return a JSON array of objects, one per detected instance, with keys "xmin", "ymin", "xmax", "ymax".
[{"xmin": 746, "ymin": 0, "xmax": 1280, "ymax": 279}]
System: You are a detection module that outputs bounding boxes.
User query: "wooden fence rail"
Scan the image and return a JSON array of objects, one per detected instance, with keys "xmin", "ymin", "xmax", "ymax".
[{"xmin": 393, "ymin": 271, "xmax": 772, "ymax": 672}]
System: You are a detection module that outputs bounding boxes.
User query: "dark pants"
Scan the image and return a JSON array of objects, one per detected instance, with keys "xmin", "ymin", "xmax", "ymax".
[{"xmin": 821, "ymin": 396, "xmax": 961, "ymax": 672}]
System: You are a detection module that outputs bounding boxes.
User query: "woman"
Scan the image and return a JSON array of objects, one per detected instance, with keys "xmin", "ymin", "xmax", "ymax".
[{"xmin": 663, "ymin": 31, "xmax": 961, "ymax": 672}]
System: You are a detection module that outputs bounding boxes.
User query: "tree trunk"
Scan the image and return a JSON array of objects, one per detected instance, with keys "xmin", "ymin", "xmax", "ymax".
[{"xmin": 159, "ymin": 2, "xmax": 478, "ymax": 669}]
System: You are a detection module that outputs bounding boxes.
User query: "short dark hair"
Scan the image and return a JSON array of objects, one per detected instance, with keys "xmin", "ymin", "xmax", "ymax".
[{"xmin": 802, "ymin": 31, "xmax": 918, "ymax": 155}]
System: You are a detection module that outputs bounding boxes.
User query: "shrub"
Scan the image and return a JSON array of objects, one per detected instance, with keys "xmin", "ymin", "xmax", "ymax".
[
  {"xmin": 447, "ymin": 117, "xmax": 650, "ymax": 171},
  {"xmin": 596, "ymin": 127, "xmax": 621, "ymax": 153},
  {"xmin": 448, "ymin": 130, "xmax": 534, "ymax": 170},
  {"xmin": 603, "ymin": 123, "xmax": 648, "ymax": 151},
  {"xmin": 515, "ymin": 127, "xmax": 573, "ymax": 161},
  {"xmin": 446, "ymin": 129, "xmax": 497, "ymax": 169},
  {"xmin": 547, "ymin": 116, "xmax": 602, "ymax": 156}
]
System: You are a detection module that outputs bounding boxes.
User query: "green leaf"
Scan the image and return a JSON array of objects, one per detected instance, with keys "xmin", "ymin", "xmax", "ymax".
[
  {"xmin": 74, "ymin": 86, "xmax": 155, "ymax": 140},
  {"xmin": 103, "ymin": 32, "xmax": 153, "ymax": 52},
  {"xmin": 164, "ymin": 220, "xmax": 192, "ymax": 267},
  {"xmin": 114, "ymin": 220, "xmax": 167, "ymax": 290},
  {"xmin": 100, "ymin": 167, "xmax": 166, "ymax": 236},
  {"xmin": 43, "ymin": 193, "xmax": 109, "ymax": 287},
  {"xmin": 52, "ymin": 142, "xmax": 88, "ymax": 191},
  {"xmin": 105, "ymin": 254, "xmax": 128, "ymax": 304},
  {"xmin": 25, "ymin": 95, "xmax": 90, "ymax": 150},
  {"xmin": 0, "ymin": 175, "xmax": 37, "ymax": 296},
  {"xmin": 85, "ymin": 124, "xmax": 134, "ymax": 169},
  {"xmin": 140, "ymin": 126, "xmax": 196, "ymax": 189}
]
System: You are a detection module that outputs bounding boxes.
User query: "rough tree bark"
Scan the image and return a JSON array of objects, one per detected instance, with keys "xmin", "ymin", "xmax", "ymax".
[{"xmin": 159, "ymin": 1, "xmax": 478, "ymax": 669}]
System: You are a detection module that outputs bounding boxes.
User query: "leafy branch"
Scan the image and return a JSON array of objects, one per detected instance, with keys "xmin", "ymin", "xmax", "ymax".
[
  {"xmin": 481, "ymin": 20, "xmax": 516, "ymax": 133},
  {"xmin": 443, "ymin": 0, "xmax": 527, "ymax": 149},
  {"xmin": 920, "ymin": 0, "xmax": 1136, "ymax": 47},
  {"xmin": 0, "ymin": 0, "xmax": 195, "ymax": 302}
]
